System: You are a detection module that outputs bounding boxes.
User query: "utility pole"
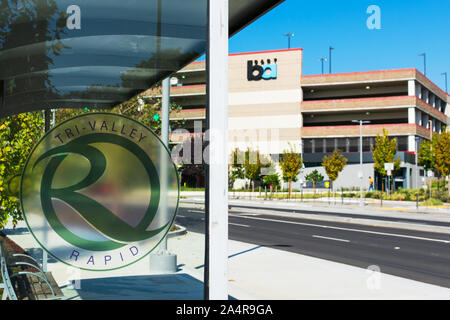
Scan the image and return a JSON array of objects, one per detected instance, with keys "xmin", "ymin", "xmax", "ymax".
[
  {"xmin": 329, "ymin": 46, "xmax": 334, "ymax": 74},
  {"xmin": 352, "ymin": 119, "xmax": 370, "ymax": 206}
]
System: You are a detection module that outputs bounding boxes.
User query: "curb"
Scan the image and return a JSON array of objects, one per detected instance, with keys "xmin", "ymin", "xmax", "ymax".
[{"xmin": 178, "ymin": 200, "xmax": 450, "ymax": 235}]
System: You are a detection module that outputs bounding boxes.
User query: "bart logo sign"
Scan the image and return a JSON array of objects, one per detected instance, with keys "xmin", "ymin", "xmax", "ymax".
[
  {"xmin": 20, "ymin": 113, "xmax": 179, "ymax": 271},
  {"xmin": 247, "ymin": 59, "xmax": 278, "ymax": 81}
]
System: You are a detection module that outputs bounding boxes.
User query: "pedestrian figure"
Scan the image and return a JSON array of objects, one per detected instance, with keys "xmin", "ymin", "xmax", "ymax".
[{"xmin": 369, "ymin": 176, "xmax": 374, "ymax": 191}]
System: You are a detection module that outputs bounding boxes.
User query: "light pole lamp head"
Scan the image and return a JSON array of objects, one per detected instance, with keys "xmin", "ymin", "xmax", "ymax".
[{"xmin": 352, "ymin": 120, "xmax": 371, "ymax": 124}]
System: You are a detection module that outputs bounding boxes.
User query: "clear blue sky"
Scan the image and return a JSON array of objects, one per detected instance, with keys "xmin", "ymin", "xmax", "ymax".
[{"xmin": 228, "ymin": 0, "xmax": 450, "ymax": 92}]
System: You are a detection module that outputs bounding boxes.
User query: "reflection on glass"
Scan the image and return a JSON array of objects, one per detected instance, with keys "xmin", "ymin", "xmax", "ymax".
[
  {"xmin": 21, "ymin": 113, "xmax": 180, "ymax": 270},
  {"xmin": 0, "ymin": 0, "xmax": 207, "ymax": 117}
]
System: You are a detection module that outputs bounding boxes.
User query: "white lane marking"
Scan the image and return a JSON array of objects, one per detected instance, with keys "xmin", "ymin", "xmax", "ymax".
[
  {"xmin": 177, "ymin": 215, "xmax": 186, "ymax": 218},
  {"xmin": 313, "ymin": 235, "xmax": 350, "ymax": 243},
  {"xmin": 188, "ymin": 210, "xmax": 204, "ymax": 213},
  {"xmin": 229, "ymin": 223, "xmax": 250, "ymax": 228},
  {"xmin": 229, "ymin": 214, "xmax": 450, "ymax": 244},
  {"xmin": 394, "ymin": 247, "xmax": 400, "ymax": 250}
]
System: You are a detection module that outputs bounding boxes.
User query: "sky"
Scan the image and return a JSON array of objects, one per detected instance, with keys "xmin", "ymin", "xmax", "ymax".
[{"xmin": 228, "ymin": 0, "xmax": 450, "ymax": 92}]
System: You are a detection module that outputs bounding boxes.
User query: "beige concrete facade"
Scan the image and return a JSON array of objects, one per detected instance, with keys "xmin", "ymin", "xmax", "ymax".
[
  {"xmin": 302, "ymin": 69, "xmax": 417, "ymax": 86},
  {"xmin": 227, "ymin": 49, "xmax": 302, "ymax": 155},
  {"xmin": 300, "ymin": 123, "xmax": 432, "ymax": 139}
]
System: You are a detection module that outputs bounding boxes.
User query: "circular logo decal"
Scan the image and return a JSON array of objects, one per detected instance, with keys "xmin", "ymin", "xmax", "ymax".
[{"xmin": 20, "ymin": 113, "xmax": 179, "ymax": 271}]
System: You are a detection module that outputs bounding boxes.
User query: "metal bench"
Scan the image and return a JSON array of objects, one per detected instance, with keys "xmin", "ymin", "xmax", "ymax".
[{"xmin": 0, "ymin": 240, "xmax": 64, "ymax": 300}]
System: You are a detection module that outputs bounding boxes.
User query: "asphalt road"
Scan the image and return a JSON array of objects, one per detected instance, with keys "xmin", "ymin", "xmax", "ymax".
[
  {"xmin": 175, "ymin": 206, "xmax": 450, "ymax": 289},
  {"xmin": 228, "ymin": 203, "xmax": 450, "ymax": 227}
]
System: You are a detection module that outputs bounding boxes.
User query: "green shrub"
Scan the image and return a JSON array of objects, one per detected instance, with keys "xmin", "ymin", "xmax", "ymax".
[
  {"xmin": 390, "ymin": 193, "xmax": 406, "ymax": 201},
  {"xmin": 420, "ymin": 198, "xmax": 444, "ymax": 206},
  {"xmin": 433, "ymin": 191, "xmax": 450, "ymax": 203}
]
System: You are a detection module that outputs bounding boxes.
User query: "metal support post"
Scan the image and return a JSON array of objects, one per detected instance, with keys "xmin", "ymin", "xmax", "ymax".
[
  {"xmin": 149, "ymin": 77, "xmax": 177, "ymax": 273},
  {"xmin": 204, "ymin": 0, "xmax": 229, "ymax": 300}
]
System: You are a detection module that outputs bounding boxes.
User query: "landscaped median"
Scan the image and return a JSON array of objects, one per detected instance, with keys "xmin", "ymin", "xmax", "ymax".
[
  {"xmin": 183, "ymin": 186, "xmax": 449, "ymax": 202},
  {"xmin": 250, "ymin": 188, "xmax": 449, "ymax": 206}
]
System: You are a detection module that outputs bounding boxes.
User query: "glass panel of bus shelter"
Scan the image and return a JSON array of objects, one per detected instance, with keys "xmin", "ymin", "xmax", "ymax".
[
  {"xmin": 0, "ymin": 0, "xmax": 285, "ymax": 118},
  {"xmin": 0, "ymin": 0, "xmax": 207, "ymax": 117}
]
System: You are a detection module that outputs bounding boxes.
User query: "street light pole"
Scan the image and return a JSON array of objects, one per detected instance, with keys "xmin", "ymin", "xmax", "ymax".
[
  {"xmin": 352, "ymin": 119, "xmax": 370, "ymax": 206},
  {"xmin": 415, "ymin": 136, "xmax": 419, "ymax": 209},
  {"xmin": 442, "ymin": 72, "xmax": 448, "ymax": 93},
  {"xmin": 419, "ymin": 53, "xmax": 426, "ymax": 76},
  {"xmin": 284, "ymin": 33, "xmax": 294, "ymax": 49},
  {"xmin": 319, "ymin": 58, "xmax": 327, "ymax": 74}
]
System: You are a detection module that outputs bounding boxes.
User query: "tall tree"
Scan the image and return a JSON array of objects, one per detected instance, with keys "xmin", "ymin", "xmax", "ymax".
[
  {"xmin": 373, "ymin": 128, "xmax": 401, "ymax": 192},
  {"xmin": 322, "ymin": 150, "xmax": 348, "ymax": 192},
  {"xmin": 279, "ymin": 146, "xmax": 303, "ymax": 198}
]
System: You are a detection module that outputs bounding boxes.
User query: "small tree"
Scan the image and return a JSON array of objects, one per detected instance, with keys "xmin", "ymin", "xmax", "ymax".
[
  {"xmin": 279, "ymin": 146, "xmax": 303, "ymax": 198},
  {"xmin": 418, "ymin": 136, "xmax": 437, "ymax": 196},
  {"xmin": 177, "ymin": 134, "xmax": 207, "ymax": 188},
  {"xmin": 305, "ymin": 169, "xmax": 324, "ymax": 194},
  {"xmin": 229, "ymin": 148, "xmax": 245, "ymax": 189},
  {"xmin": 433, "ymin": 129, "xmax": 450, "ymax": 196},
  {"xmin": 373, "ymin": 128, "xmax": 401, "ymax": 192},
  {"xmin": 418, "ymin": 138, "xmax": 436, "ymax": 173},
  {"xmin": 322, "ymin": 150, "xmax": 348, "ymax": 193},
  {"xmin": 243, "ymin": 148, "xmax": 270, "ymax": 191},
  {"xmin": 263, "ymin": 173, "xmax": 281, "ymax": 190}
]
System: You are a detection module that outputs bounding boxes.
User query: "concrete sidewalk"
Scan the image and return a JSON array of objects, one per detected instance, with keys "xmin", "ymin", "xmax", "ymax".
[{"xmin": 2, "ymin": 220, "xmax": 450, "ymax": 300}]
